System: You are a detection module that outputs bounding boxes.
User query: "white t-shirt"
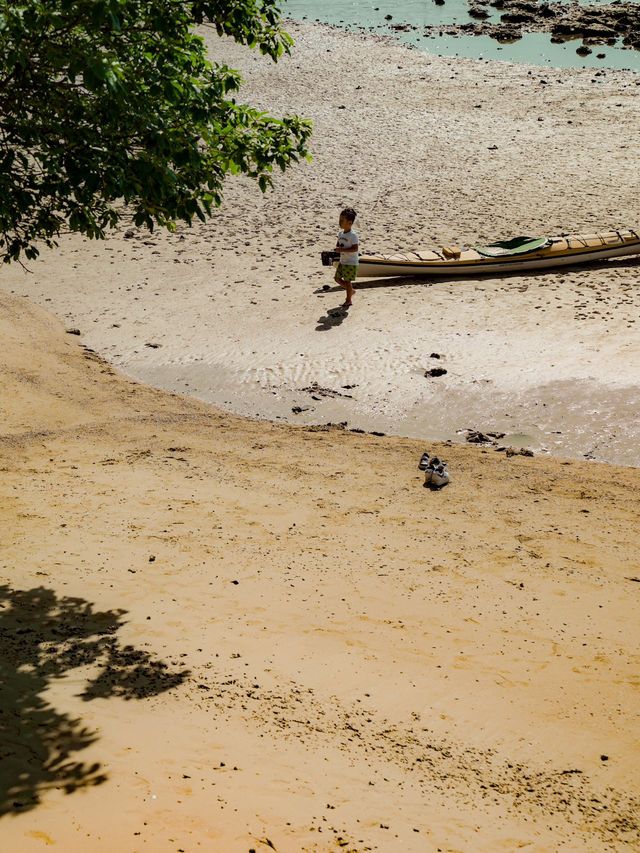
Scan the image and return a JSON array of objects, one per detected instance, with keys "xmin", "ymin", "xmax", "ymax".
[{"xmin": 337, "ymin": 229, "xmax": 359, "ymax": 265}]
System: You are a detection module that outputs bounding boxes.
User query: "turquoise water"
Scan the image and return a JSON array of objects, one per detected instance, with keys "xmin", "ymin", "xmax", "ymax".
[{"xmin": 283, "ymin": 0, "xmax": 640, "ymax": 71}]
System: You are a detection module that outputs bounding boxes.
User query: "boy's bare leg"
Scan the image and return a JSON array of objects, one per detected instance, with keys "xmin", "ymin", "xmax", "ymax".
[{"xmin": 334, "ymin": 275, "xmax": 354, "ymax": 307}]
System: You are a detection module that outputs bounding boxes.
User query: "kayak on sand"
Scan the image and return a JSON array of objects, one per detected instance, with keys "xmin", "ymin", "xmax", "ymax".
[{"xmin": 321, "ymin": 228, "xmax": 640, "ymax": 278}]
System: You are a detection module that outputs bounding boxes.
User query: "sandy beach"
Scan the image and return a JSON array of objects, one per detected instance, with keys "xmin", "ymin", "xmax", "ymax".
[
  {"xmin": 4, "ymin": 21, "xmax": 640, "ymax": 466},
  {"xmin": 2, "ymin": 20, "xmax": 640, "ymax": 853}
]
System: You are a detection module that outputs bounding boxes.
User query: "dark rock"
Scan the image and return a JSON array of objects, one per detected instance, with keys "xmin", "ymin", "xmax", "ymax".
[
  {"xmin": 465, "ymin": 430, "xmax": 491, "ymax": 443},
  {"xmin": 538, "ymin": 4, "xmax": 557, "ymax": 19},
  {"xmin": 302, "ymin": 382, "xmax": 353, "ymax": 399},
  {"xmin": 66, "ymin": 328, "xmax": 81, "ymax": 335},
  {"xmin": 495, "ymin": 25, "xmax": 523, "ymax": 41},
  {"xmin": 505, "ymin": 446, "xmax": 534, "ymax": 457},
  {"xmin": 551, "ymin": 22, "xmax": 583, "ymax": 36},
  {"xmin": 455, "ymin": 0, "xmax": 640, "ymax": 52},
  {"xmin": 501, "ymin": 11, "xmax": 536, "ymax": 24},
  {"xmin": 425, "ymin": 367, "xmax": 448, "ymax": 377},
  {"xmin": 583, "ymin": 24, "xmax": 618, "ymax": 38}
]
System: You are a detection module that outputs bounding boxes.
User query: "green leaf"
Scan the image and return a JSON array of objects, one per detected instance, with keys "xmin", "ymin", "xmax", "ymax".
[{"xmin": 0, "ymin": 0, "xmax": 312, "ymax": 262}]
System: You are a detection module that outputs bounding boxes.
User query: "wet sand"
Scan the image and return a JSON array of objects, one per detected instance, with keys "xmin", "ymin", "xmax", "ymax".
[{"xmin": 3, "ymin": 21, "xmax": 640, "ymax": 465}]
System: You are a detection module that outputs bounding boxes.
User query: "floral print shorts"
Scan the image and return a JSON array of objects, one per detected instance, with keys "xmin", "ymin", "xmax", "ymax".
[{"xmin": 335, "ymin": 262, "xmax": 358, "ymax": 282}]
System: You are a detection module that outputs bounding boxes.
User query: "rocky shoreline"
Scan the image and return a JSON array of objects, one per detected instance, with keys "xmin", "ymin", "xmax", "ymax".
[{"xmin": 389, "ymin": 0, "xmax": 640, "ymax": 56}]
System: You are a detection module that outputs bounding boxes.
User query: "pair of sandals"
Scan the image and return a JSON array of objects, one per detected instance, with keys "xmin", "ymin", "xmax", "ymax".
[{"xmin": 418, "ymin": 453, "xmax": 450, "ymax": 488}]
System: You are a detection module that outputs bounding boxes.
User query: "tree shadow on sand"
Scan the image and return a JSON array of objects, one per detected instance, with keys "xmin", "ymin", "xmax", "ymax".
[{"xmin": 0, "ymin": 583, "xmax": 190, "ymax": 817}]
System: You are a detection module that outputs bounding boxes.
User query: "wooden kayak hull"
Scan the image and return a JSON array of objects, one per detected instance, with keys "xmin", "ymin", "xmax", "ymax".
[{"xmin": 353, "ymin": 229, "xmax": 640, "ymax": 278}]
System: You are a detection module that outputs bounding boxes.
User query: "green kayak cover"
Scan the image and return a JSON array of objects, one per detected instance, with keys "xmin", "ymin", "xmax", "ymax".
[{"xmin": 475, "ymin": 236, "xmax": 551, "ymax": 257}]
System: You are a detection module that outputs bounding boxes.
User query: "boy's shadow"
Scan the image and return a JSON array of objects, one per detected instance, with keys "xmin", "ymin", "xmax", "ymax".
[
  {"xmin": 315, "ymin": 285, "xmax": 351, "ymax": 331},
  {"xmin": 316, "ymin": 303, "xmax": 350, "ymax": 331}
]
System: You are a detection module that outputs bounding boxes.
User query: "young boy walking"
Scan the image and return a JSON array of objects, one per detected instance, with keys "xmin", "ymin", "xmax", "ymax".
[{"xmin": 333, "ymin": 208, "xmax": 359, "ymax": 308}]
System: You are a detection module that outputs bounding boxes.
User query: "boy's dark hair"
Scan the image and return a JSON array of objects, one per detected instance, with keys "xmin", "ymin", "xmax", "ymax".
[{"xmin": 340, "ymin": 207, "xmax": 357, "ymax": 223}]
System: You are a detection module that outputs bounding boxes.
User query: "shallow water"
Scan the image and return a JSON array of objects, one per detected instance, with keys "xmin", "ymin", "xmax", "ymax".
[
  {"xmin": 129, "ymin": 360, "xmax": 640, "ymax": 467},
  {"xmin": 283, "ymin": 0, "xmax": 640, "ymax": 71}
]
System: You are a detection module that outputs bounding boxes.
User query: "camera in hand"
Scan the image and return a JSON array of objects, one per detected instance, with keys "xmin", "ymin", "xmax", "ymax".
[{"xmin": 321, "ymin": 251, "xmax": 340, "ymax": 266}]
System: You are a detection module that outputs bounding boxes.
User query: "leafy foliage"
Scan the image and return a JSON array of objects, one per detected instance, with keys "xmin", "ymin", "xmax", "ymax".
[{"xmin": 0, "ymin": 0, "xmax": 311, "ymax": 261}]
